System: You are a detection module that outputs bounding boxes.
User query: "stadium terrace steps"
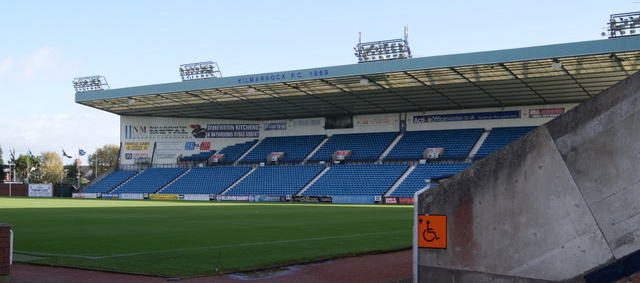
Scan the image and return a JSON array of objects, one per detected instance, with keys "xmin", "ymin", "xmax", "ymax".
[
  {"xmin": 111, "ymin": 167, "xmax": 187, "ymax": 194},
  {"xmin": 239, "ymin": 135, "xmax": 326, "ymax": 164},
  {"xmin": 308, "ymin": 132, "xmax": 399, "ymax": 163},
  {"xmin": 472, "ymin": 126, "xmax": 537, "ymax": 160},
  {"xmin": 159, "ymin": 166, "xmax": 252, "ymax": 195},
  {"xmin": 385, "ymin": 128, "xmax": 484, "ymax": 161},
  {"xmin": 377, "ymin": 132, "xmax": 404, "ymax": 163},
  {"xmin": 90, "ymin": 127, "xmax": 542, "ymax": 197},
  {"xmin": 179, "ymin": 150, "xmax": 217, "ymax": 162},
  {"xmin": 388, "ymin": 163, "xmax": 472, "ymax": 198},
  {"xmin": 302, "ymin": 136, "xmax": 330, "ymax": 164},
  {"xmin": 224, "ymin": 165, "xmax": 325, "ymax": 196},
  {"xmin": 302, "ymin": 164, "xmax": 409, "ymax": 196},
  {"xmin": 83, "ymin": 170, "xmax": 138, "ymax": 193},
  {"xmin": 296, "ymin": 165, "xmax": 331, "ymax": 196},
  {"xmin": 215, "ymin": 140, "xmax": 258, "ymax": 165}
]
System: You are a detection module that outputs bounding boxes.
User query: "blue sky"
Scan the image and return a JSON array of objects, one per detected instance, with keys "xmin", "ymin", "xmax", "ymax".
[{"xmin": 0, "ymin": 0, "xmax": 637, "ymax": 164}]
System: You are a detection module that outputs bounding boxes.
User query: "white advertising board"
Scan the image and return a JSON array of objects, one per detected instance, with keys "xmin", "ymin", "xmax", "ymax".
[{"xmin": 28, "ymin": 183, "xmax": 53, "ymax": 197}]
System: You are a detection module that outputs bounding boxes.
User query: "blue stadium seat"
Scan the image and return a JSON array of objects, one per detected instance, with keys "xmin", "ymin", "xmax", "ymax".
[
  {"xmin": 385, "ymin": 129, "xmax": 483, "ymax": 161},
  {"xmin": 240, "ymin": 135, "xmax": 325, "ymax": 164},
  {"xmin": 180, "ymin": 150, "xmax": 217, "ymax": 162},
  {"xmin": 389, "ymin": 163, "xmax": 472, "ymax": 197},
  {"xmin": 216, "ymin": 140, "xmax": 258, "ymax": 164},
  {"xmin": 225, "ymin": 165, "xmax": 325, "ymax": 196},
  {"xmin": 308, "ymin": 132, "xmax": 398, "ymax": 162},
  {"xmin": 111, "ymin": 167, "xmax": 187, "ymax": 194},
  {"xmin": 160, "ymin": 166, "xmax": 252, "ymax": 195},
  {"xmin": 302, "ymin": 164, "xmax": 408, "ymax": 196},
  {"xmin": 473, "ymin": 126, "xmax": 536, "ymax": 159},
  {"xmin": 83, "ymin": 170, "xmax": 138, "ymax": 193}
]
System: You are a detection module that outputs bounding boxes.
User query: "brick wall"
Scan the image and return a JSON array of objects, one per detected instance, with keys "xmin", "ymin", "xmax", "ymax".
[{"xmin": 0, "ymin": 224, "xmax": 12, "ymax": 276}]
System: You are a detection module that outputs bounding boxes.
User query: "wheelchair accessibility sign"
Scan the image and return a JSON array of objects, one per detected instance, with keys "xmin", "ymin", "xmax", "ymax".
[{"xmin": 417, "ymin": 214, "xmax": 447, "ymax": 249}]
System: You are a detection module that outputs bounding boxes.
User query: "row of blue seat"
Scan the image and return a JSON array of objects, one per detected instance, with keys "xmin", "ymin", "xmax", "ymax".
[
  {"xmin": 473, "ymin": 126, "xmax": 536, "ymax": 159},
  {"xmin": 180, "ymin": 150, "xmax": 217, "ymax": 162},
  {"xmin": 85, "ymin": 127, "xmax": 534, "ymax": 195},
  {"xmin": 85, "ymin": 163, "xmax": 415, "ymax": 196},
  {"xmin": 111, "ymin": 167, "xmax": 187, "ymax": 194},
  {"xmin": 209, "ymin": 127, "xmax": 532, "ymax": 165}
]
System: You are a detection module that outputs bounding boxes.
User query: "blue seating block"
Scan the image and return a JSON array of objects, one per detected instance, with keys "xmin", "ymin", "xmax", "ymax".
[
  {"xmin": 390, "ymin": 163, "xmax": 472, "ymax": 197},
  {"xmin": 385, "ymin": 128, "xmax": 483, "ymax": 161},
  {"xmin": 161, "ymin": 166, "xmax": 251, "ymax": 194},
  {"xmin": 240, "ymin": 135, "xmax": 325, "ymax": 164},
  {"xmin": 226, "ymin": 165, "xmax": 325, "ymax": 195},
  {"xmin": 309, "ymin": 132, "xmax": 398, "ymax": 162},
  {"xmin": 302, "ymin": 164, "xmax": 408, "ymax": 196},
  {"xmin": 83, "ymin": 170, "xmax": 138, "ymax": 193},
  {"xmin": 474, "ymin": 126, "xmax": 536, "ymax": 159},
  {"xmin": 112, "ymin": 167, "xmax": 187, "ymax": 194}
]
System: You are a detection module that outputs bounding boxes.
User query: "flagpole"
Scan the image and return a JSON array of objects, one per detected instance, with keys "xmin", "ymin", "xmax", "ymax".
[
  {"xmin": 26, "ymin": 150, "xmax": 30, "ymax": 184},
  {"xmin": 76, "ymin": 151, "xmax": 80, "ymax": 190},
  {"xmin": 8, "ymin": 163, "xmax": 11, "ymax": 197},
  {"xmin": 9, "ymin": 149, "xmax": 14, "ymax": 197}
]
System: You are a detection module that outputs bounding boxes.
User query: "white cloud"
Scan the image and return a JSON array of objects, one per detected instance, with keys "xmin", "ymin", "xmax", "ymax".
[
  {"xmin": 0, "ymin": 110, "xmax": 119, "ymax": 163},
  {"xmin": 0, "ymin": 47, "xmax": 75, "ymax": 82}
]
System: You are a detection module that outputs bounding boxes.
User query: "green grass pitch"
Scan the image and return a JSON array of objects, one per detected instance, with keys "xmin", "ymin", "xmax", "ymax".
[{"xmin": 0, "ymin": 197, "xmax": 413, "ymax": 277}]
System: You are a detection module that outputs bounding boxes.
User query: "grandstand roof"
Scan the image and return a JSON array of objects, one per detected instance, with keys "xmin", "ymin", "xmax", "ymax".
[{"xmin": 76, "ymin": 36, "xmax": 640, "ymax": 121}]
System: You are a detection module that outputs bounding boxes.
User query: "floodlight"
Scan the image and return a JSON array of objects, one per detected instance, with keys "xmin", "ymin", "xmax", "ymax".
[
  {"xmin": 551, "ymin": 59, "xmax": 562, "ymax": 70},
  {"xmin": 354, "ymin": 27, "xmax": 412, "ymax": 63},
  {"xmin": 72, "ymin": 75, "xmax": 110, "ymax": 93},
  {"xmin": 179, "ymin": 61, "xmax": 222, "ymax": 81},
  {"xmin": 606, "ymin": 11, "xmax": 640, "ymax": 38}
]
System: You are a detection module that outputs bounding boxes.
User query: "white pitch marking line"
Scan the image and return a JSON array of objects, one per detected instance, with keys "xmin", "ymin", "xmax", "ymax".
[{"xmin": 15, "ymin": 230, "xmax": 410, "ymax": 260}]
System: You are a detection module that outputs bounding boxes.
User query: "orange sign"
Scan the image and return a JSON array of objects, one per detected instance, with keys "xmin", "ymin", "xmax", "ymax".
[{"xmin": 417, "ymin": 214, "xmax": 447, "ymax": 249}]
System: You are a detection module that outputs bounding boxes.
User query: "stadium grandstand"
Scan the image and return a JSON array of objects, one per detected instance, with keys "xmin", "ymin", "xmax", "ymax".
[{"xmin": 74, "ymin": 35, "xmax": 640, "ymax": 204}]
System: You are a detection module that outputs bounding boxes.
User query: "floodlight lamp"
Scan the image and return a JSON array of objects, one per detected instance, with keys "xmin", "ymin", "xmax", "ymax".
[
  {"xmin": 72, "ymin": 75, "xmax": 109, "ymax": 93},
  {"xmin": 551, "ymin": 59, "xmax": 562, "ymax": 69},
  {"xmin": 179, "ymin": 61, "xmax": 221, "ymax": 81},
  {"xmin": 359, "ymin": 78, "xmax": 369, "ymax": 84}
]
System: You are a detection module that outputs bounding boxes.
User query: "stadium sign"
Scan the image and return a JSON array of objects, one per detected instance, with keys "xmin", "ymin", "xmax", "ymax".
[
  {"xmin": 413, "ymin": 110, "xmax": 520, "ymax": 123},
  {"xmin": 236, "ymin": 69, "xmax": 329, "ymax": 85},
  {"xmin": 28, "ymin": 184, "xmax": 53, "ymax": 197},
  {"xmin": 206, "ymin": 124, "xmax": 259, "ymax": 138}
]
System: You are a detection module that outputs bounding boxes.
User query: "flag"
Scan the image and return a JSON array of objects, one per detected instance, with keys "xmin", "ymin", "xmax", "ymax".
[
  {"xmin": 62, "ymin": 149, "xmax": 72, "ymax": 158},
  {"xmin": 28, "ymin": 150, "xmax": 38, "ymax": 163},
  {"xmin": 79, "ymin": 149, "xmax": 86, "ymax": 156},
  {"xmin": 10, "ymin": 149, "xmax": 15, "ymax": 161}
]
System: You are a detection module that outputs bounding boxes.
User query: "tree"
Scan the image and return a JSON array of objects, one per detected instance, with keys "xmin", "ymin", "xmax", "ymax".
[
  {"xmin": 13, "ymin": 154, "xmax": 40, "ymax": 183},
  {"xmin": 36, "ymin": 151, "xmax": 64, "ymax": 184},
  {"xmin": 0, "ymin": 145, "xmax": 4, "ymax": 166},
  {"xmin": 88, "ymin": 144, "xmax": 119, "ymax": 178}
]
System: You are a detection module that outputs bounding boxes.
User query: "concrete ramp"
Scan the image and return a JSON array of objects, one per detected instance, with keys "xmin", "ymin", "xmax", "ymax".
[{"xmin": 415, "ymin": 71, "xmax": 640, "ymax": 282}]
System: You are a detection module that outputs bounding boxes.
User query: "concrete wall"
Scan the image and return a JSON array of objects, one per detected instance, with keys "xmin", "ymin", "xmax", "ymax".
[{"xmin": 416, "ymin": 71, "xmax": 640, "ymax": 282}]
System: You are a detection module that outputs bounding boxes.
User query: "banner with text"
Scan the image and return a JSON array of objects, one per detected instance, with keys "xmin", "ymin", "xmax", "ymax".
[
  {"xmin": 206, "ymin": 124, "xmax": 260, "ymax": 138},
  {"xmin": 413, "ymin": 110, "xmax": 520, "ymax": 123},
  {"xmin": 28, "ymin": 184, "xmax": 53, "ymax": 197}
]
